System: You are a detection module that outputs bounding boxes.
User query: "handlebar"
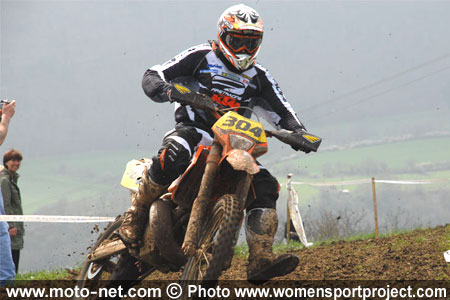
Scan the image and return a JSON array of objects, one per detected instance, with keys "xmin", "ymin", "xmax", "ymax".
[
  {"xmin": 170, "ymin": 83, "xmax": 322, "ymax": 153},
  {"xmin": 170, "ymin": 83, "xmax": 222, "ymax": 119},
  {"xmin": 266, "ymin": 129, "xmax": 321, "ymax": 153}
]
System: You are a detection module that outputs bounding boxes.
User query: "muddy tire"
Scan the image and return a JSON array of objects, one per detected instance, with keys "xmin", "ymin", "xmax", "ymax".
[
  {"xmin": 74, "ymin": 216, "xmax": 155, "ymax": 299},
  {"xmin": 74, "ymin": 217, "xmax": 123, "ymax": 299},
  {"xmin": 181, "ymin": 194, "xmax": 242, "ymax": 288}
]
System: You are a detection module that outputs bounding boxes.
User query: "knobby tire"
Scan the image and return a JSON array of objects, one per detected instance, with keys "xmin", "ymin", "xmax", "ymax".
[{"xmin": 181, "ymin": 194, "xmax": 242, "ymax": 290}]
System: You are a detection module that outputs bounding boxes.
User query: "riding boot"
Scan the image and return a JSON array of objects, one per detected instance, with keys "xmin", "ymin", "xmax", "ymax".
[
  {"xmin": 119, "ymin": 173, "xmax": 166, "ymax": 244},
  {"xmin": 246, "ymin": 208, "xmax": 299, "ymax": 284}
]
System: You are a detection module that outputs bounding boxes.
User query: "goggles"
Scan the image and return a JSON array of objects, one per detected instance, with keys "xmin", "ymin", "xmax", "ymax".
[{"xmin": 225, "ymin": 33, "xmax": 262, "ymax": 54}]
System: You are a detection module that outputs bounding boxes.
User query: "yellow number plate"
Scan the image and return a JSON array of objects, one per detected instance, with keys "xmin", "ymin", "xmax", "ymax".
[{"xmin": 212, "ymin": 111, "xmax": 267, "ymax": 143}]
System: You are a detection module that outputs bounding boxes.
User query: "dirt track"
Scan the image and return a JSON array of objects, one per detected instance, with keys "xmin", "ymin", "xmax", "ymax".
[
  {"xmin": 147, "ymin": 224, "xmax": 450, "ymax": 281},
  {"xmin": 1, "ymin": 226, "xmax": 448, "ymax": 300}
]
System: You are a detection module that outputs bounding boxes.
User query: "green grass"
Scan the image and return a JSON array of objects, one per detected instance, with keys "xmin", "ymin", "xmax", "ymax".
[
  {"xmin": 273, "ymin": 239, "xmax": 305, "ymax": 253},
  {"xmin": 271, "ymin": 136, "xmax": 450, "ymax": 178},
  {"xmin": 234, "ymin": 243, "xmax": 249, "ymax": 258},
  {"xmin": 16, "ymin": 269, "xmax": 73, "ymax": 280}
]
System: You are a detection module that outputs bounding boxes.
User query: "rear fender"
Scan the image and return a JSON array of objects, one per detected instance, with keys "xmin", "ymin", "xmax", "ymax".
[{"xmin": 225, "ymin": 149, "xmax": 259, "ymax": 175}]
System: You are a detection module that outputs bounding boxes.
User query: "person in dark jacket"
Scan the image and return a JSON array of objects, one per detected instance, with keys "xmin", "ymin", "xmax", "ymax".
[
  {"xmin": 0, "ymin": 149, "xmax": 24, "ymax": 273},
  {"xmin": 119, "ymin": 4, "xmax": 312, "ymax": 282}
]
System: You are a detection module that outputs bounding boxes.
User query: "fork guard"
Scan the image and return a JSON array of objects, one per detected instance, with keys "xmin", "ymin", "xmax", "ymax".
[{"xmin": 225, "ymin": 149, "xmax": 260, "ymax": 174}]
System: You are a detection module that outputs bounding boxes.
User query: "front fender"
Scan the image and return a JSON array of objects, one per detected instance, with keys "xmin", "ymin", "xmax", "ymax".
[{"xmin": 225, "ymin": 149, "xmax": 259, "ymax": 174}]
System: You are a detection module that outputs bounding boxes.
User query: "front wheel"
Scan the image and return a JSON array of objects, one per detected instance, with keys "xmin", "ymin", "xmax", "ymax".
[{"xmin": 181, "ymin": 194, "xmax": 242, "ymax": 284}]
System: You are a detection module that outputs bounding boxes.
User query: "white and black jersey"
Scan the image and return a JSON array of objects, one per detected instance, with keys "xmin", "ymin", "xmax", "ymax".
[{"xmin": 142, "ymin": 41, "xmax": 306, "ymax": 133}]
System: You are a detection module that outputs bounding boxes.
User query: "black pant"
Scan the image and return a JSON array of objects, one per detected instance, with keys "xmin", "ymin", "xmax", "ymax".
[
  {"xmin": 11, "ymin": 249, "xmax": 20, "ymax": 273},
  {"xmin": 148, "ymin": 124, "xmax": 279, "ymax": 210}
]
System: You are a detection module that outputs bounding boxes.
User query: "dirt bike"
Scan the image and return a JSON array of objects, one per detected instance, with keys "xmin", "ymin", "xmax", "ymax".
[{"xmin": 75, "ymin": 83, "xmax": 321, "ymax": 297}]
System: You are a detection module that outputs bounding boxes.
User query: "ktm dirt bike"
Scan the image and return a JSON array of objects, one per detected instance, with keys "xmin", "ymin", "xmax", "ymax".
[{"xmin": 75, "ymin": 83, "xmax": 321, "ymax": 297}]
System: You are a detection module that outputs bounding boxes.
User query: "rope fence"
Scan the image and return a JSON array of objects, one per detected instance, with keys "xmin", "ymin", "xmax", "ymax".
[
  {"xmin": 289, "ymin": 177, "xmax": 449, "ymax": 186},
  {"xmin": 285, "ymin": 175, "xmax": 450, "ymax": 244},
  {"xmin": 0, "ymin": 215, "xmax": 115, "ymax": 222}
]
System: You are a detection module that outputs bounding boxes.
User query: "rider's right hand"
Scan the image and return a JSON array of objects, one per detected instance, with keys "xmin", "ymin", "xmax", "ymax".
[
  {"xmin": 168, "ymin": 83, "xmax": 216, "ymax": 112},
  {"xmin": 167, "ymin": 83, "xmax": 194, "ymax": 104}
]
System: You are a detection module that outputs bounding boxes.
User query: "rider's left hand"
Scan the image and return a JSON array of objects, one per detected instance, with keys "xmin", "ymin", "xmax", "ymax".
[
  {"xmin": 291, "ymin": 129, "xmax": 312, "ymax": 153},
  {"xmin": 291, "ymin": 143, "xmax": 311, "ymax": 153}
]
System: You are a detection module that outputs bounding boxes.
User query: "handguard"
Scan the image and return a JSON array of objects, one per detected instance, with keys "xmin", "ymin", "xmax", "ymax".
[
  {"xmin": 170, "ymin": 83, "xmax": 217, "ymax": 112},
  {"xmin": 268, "ymin": 129, "xmax": 322, "ymax": 153}
]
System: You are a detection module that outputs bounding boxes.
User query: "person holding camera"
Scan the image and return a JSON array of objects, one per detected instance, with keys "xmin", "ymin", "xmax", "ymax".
[{"xmin": 0, "ymin": 100, "xmax": 17, "ymax": 285}]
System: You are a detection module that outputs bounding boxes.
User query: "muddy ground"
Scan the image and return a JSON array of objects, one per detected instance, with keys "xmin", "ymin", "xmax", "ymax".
[
  {"xmin": 146, "ymin": 224, "xmax": 450, "ymax": 281},
  {"xmin": 1, "ymin": 225, "xmax": 449, "ymax": 300}
]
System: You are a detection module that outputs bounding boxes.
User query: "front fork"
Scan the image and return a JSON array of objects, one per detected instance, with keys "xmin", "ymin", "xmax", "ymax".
[
  {"xmin": 182, "ymin": 140, "xmax": 222, "ymax": 257},
  {"xmin": 181, "ymin": 139, "xmax": 255, "ymax": 257}
]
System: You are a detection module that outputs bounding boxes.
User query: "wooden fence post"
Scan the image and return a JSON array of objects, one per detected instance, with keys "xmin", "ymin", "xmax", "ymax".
[
  {"xmin": 371, "ymin": 177, "xmax": 379, "ymax": 238},
  {"xmin": 286, "ymin": 174, "xmax": 292, "ymax": 242}
]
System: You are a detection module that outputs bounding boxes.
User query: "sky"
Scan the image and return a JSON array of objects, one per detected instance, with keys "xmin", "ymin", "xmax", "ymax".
[{"xmin": 1, "ymin": 0, "xmax": 449, "ymax": 159}]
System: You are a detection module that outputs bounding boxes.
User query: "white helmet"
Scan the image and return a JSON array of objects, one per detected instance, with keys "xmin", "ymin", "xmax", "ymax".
[{"xmin": 217, "ymin": 4, "xmax": 263, "ymax": 71}]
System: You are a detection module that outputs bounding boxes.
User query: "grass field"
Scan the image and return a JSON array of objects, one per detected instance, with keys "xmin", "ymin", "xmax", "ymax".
[
  {"xmin": 269, "ymin": 136, "xmax": 450, "ymax": 207},
  {"xmin": 270, "ymin": 136, "xmax": 450, "ymax": 179},
  {"xmin": 19, "ymin": 149, "xmax": 149, "ymax": 213},
  {"xmin": 17, "ymin": 137, "xmax": 450, "ymax": 214}
]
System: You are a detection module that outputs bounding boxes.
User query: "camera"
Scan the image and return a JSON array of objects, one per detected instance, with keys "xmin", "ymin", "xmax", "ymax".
[{"xmin": 0, "ymin": 99, "xmax": 10, "ymax": 109}]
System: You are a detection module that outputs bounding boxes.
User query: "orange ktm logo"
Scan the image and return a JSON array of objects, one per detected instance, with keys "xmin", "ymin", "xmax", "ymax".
[{"xmin": 211, "ymin": 93, "xmax": 241, "ymax": 110}]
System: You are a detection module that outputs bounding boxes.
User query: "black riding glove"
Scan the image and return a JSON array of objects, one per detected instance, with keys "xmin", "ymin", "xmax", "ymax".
[
  {"xmin": 289, "ymin": 129, "xmax": 311, "ymax": 153},
  {"xmin": 169, "ymin": 83, "xmax": 216, "ymax": 111}
]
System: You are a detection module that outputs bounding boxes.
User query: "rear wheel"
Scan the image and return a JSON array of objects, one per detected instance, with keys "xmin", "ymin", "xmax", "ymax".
[
  {"xmin": 180, "ymin": 194, "xmax": 242, "ymax": 287},
  {"xmin": 74, "ymin": 217, "xmax": 155, "ymax": 299}
]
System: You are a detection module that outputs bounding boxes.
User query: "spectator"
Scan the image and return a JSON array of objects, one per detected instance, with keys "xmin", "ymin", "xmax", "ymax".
[
  {"xmin": 1, "ymin": 149, "xmax": 24, "ymax": 274},
  {"xmin": 0, "ymin": 100, "xmax": 16, "ymax": 285}
]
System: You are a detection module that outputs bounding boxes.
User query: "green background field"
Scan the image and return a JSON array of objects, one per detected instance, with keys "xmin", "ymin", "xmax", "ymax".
[{"xmin": 18, "ymin": 136, "xmax": 450, "ymax": 214}]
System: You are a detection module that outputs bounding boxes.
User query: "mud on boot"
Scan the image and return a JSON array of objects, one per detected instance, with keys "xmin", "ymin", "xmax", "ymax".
[
  {"xmin": 245, "ymin": 208, "xmax": 299, "ymax": 284},
  {"xmin": 119, "ymin": 172, "xmax": 167, "ymax": 244},
  {"xmin": 247, "ymin": 253, "xmax": 299, "ymax": 284}
]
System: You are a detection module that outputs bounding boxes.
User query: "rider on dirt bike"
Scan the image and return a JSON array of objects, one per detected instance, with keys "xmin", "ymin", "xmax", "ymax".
[{"xmin": 119, "ymin": 4, "xmax": 312, "ymax": 282}]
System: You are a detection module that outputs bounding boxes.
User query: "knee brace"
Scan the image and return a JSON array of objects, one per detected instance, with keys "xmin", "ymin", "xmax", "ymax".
[{"xmin": 149, "ymin": 138, "xmax": 191, "ymax": 185}]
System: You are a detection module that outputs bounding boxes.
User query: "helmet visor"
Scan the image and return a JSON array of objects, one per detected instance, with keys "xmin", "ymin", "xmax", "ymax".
[{"xmin": 225, "ymin": 33, "xmax": 262, "ymax": 55}]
